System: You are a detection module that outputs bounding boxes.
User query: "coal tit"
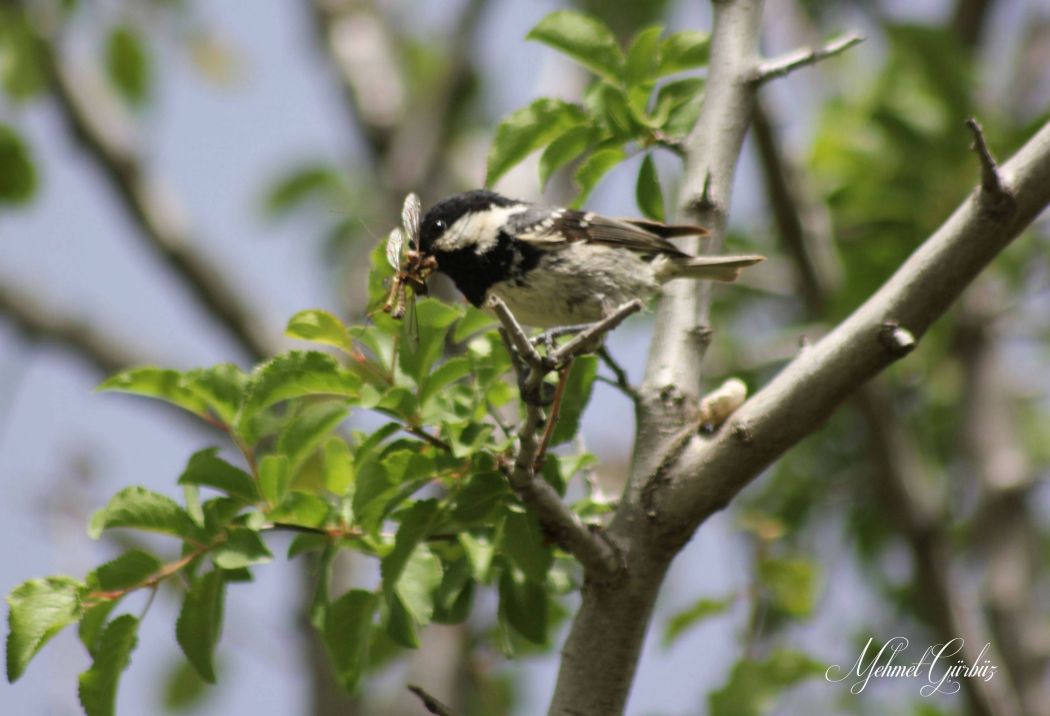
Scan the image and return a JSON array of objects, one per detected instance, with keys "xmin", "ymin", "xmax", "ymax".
[{"xmin": 419, "ymin": 190, "xmax": 764, "ymax": 328}]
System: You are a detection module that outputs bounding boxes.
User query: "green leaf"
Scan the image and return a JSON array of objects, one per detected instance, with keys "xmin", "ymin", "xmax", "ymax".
[
  {"xmin": 0, "ymin": 18, "xmax": 46, "ymax": 101},
  {"xmin": 89, "ymin": 487, "xmax": 203, "ymax": 541},
  {"xmin": 460, "ymin": 533, "xmax": 494, "ymax": 582},
  {"xmin": 394, "ymin": 546, "xmax": 442, "ymax": 626},
  {"xmin": 397, "ymin": 298, "xmax": 462, "ymax": 385},
  {"xmin": 78, "ymin": 600, "xmax": 120, "ymax": 658},
  {"xmin": 212, "ymin": 528, "xmax": 272, "ymax": 570},
  {"xmin": 657, "ymin": 31, "xmax": 710, "ymax": 77},
  {"xmin": 451, "ymin": 307, "xmax": 495, "ymax": 343},
  {"xmin": 708, "ymin": 649, "xmax": 824, "ymax": 716},
  {"xmin": 527, "ymin": 11, "xmax": 624, "ymax": 84},
  {"xmin": 182, "ymin": 364, "xmax": 248, "ymax": 426},
  {"xmin": 658, "ymin": 78, "xmax": 704, "ymax": 137},
  {"xmin": 77, "ymin": 614, "xmax": 139, "ymax": 716},
  {"xmin": 175, "ymin": 571, "xmax": 225, "ymax": 683},
  {"xmin": 384, "ymin": 591, "xmax": 418, "ymax": 648},
  {"xmin": 104, "ymin": 25, "xmax": 150, "ymax": 107},
  {"xmin": 259, "ymin": 454, "xmax": 290, "ymax": 506},
  {"xmin": 267, "ymin": 491, "xmax": 331, "ymax": 528},
  {"xmin": 160, "ymin": 659, "xmax": 209, "ymax": 712},
  {"xmin": 381, "ymin": 500, "xmax": 440, "ymax": 593},
  {"xmin": 502, "ymin": 510, "xmax": 552, "ymax": 583},
  {"xmin": 451, "ymin": 473, "xmax": 506, "ymax": 525},
  {"xmin": 323, "ymin": 437, "xmax": 354, "ymax": 496},
  {"xmin": 177, "ymin": 448, "xmax": 258, "ymax": 503},
  {"xmin": 663, "ymin": 595, "xmax": 734, "ymax": 647},
  {"xmin": 432, "ymin": 558, "xmax": 474, "ymax": 625},
  {"xmin": 277, "ymin": 401, "xmax": 350, "ymax": 471},
  {"xmin": 550, "ymin": 355, "xmax": 599, "ymax": 445},
  {"xmin": 625, "ymin": 25, "xmax": 664, "ymax": 86},
  {"xmin": 322, "ymin": 589, "xmax": 378, "ymax": 692},
  {"xmin": 98, "ymin": 368, "xmax": 209, "ymax": 417},
  {"xmin": 285, "ymin": 310, "xmax": 354, "ymax": 354},
  {"xmin": 418, "ymin": 357, "xmax": 472, "ymax": 409},
  {"xmin": 92, "ymin": 550, "xmax": 162, "ymax": 592},
  {"xmin": 264, "ymin": 165, "xmax": 349, "ymax": 218},
  {"xmin": 0, "ymin": 123, "xmax": 36, "ymax": 205},
  {"xmin": 486, "ymin": 98, "xmax": 587, "ymax": 187},
  {"xmin": 6, "ymin": 576, "xmax": 84, "ymax": 681},
  {"xmin": 237, "ymin": 351, "xmax": 359, "ymax": 432},
  {"xmin": 498, "ymin": 568, "xmax": 547, "ymax": 644},
  {"xmin": 635, "ymin": 153, "xmax": 666, "ymax": 222},
  {"xmin": 759, "ymin": 557, "xmax": 820, "ymax": 618},
  {"xmin": 572, "ymin": 147, "xmax": 626, "ymax": 207},
  {"xmin": 539, "ymin": 125, "xmax": 598, "ymax": 188}
]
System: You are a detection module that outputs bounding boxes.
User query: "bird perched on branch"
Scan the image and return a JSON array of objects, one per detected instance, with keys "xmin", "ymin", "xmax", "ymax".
[{"xmin": 416, "ymin": 190, "xmax": 763, "ymax": 328}]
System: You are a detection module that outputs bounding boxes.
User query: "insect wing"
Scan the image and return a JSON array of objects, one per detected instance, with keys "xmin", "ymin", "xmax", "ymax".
[
  {"xmin": 404, "ymin": 289, "xmax": 420, "ymax": 351},
  {"xmin": 401, "ymin": 193, "xmax": 422, "ymax": 250},
  {"xmin": 386, "ymin": 227, "xmax": 404, "ymax": 270}
]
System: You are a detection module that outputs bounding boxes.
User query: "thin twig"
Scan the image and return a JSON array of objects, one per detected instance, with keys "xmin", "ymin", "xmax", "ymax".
[
  {"xmin": 966, "ymin": 117, "xmax": 1016, "ymax": 215},
  {"xmin": 407, "ymin": 684, "xmax": 456, "ymax": 716},
  {"xmin": 752, "ymin": 33, "xmax": 865, "ymax": 84},
  {"xmin": 597, "ymin": 347, "xmax": 640, "ymax": 405},
  {"xmin": 534, "ymin": 364, "xmax": 571, "ymax": 472}
]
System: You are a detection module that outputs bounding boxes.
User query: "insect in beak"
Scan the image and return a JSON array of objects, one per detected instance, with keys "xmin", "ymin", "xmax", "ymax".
[{"xmin": 382, "ymin": 193, "xmax": 436, "ymax": 320}]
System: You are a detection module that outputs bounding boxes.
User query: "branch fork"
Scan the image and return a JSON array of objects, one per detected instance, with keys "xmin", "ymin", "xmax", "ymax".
[{"xmin": 487, "ymin": 296, "xmax": 641, "ymax": 578}]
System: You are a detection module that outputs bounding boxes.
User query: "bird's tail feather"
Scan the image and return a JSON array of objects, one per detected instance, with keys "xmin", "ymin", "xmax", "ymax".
[{"xmin": 659, "ymin": 254, "xmax": 765, "ymax": 282}]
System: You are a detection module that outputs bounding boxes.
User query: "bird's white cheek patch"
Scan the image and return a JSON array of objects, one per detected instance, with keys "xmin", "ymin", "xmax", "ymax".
[{"xmin": 434, "ymin": 205, "xmax": 527, "ymax": 253}]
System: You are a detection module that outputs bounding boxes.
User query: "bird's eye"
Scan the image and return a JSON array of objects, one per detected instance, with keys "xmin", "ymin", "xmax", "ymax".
[{"xmin": 434, "ymin": 219, "xmax": 446, "ymax": 231}]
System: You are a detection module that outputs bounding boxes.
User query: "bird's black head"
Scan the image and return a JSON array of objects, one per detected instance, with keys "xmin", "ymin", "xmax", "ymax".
[{"xmin": 419, "ymin": 190, "xmax": 516, "ymax": 255}]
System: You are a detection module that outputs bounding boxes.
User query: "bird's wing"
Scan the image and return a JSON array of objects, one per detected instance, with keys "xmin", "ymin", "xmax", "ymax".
[{"xmin": 509, "ymin": 208, "xmax": 705, "ymax": 256}]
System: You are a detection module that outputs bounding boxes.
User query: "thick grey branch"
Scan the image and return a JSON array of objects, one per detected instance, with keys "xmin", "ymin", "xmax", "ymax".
[
  {"xmin": 663, "ymin": 117, "xmax": 1050, "ymax": 530},
  {"xmin": 752, "ymin": 33, "xmax": 865, "ymax": 84},
  {"xmin": 34, "ymin": 28, "xmax": 274, "ymax": 362},
  {"xmin": 966, "ymin": 117, "xmax": 1016, "ymax": 216}
]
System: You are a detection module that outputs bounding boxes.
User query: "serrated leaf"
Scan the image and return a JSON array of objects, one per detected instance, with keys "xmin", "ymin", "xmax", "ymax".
[
  {"xmin": 384, "ymin": 591, "xmax": 418, "ymax": 648},
  {"xmin": 708, "ymin": 649, "xmax": 824, "ymax": 716},
  {"xmin": 527, "ymin": 11, "xmax": 624, "ymax": 84},
  {"xmin": 451, "ymin": 307, "xmax": 495, "ymax": 343},
  {"xmin": 89, "ymin": 487, "xmax": 203, "ymax": 541},
  {"xmin": 177, "ymin": 448, "xmax": 258, "ymax": 503},
  {"xmin": 663, "ymin": 595, "xmax": 734, "ymax": 647},
  {"xmin": 394, "ymin": 546, "xmax": 442, "ymax": 626},
  {"xmin": 460, "ymin": 533, "xmax": 494, "ymax": 582},
  {"xmin": 572, "ymin": 147, "xmax": 626, "ymax": 207},
  {"xmin": 267, "ymin": 491, "xmax": 331, "ymax": 528},
  {"xmin": 78, "ymin": 600, "xmax": 120, "ymax": 658},
  {"xmin": 418, "ymin": 357, "xmax": 472, "ymax": 408},
  {"xmin": 432, "ymin": 558, "xmax": 474, "ymax": 625},
  {"xmin": 381, "ymin": 500, "xmax": 439, "ymax": 594},
  {"xmin": 486, "ymin": 98, "xmax": 587, "ymax": 187},
  {"xmin": 285, "ymin": 310, "xmax": 354, "ymax": 354},
  {"xmin": 98, "ymin": 368, "xmax": 208, "ymax": 416},
  {"xmin": 77, "ymin": 614, "xmax": 139, "ymax": 716},
  {"xmin": 539, "ymin": 125, "xmax": 598, "ymax": 188},
  {"xmin": 498, "ymin": 568, "xmax": 547, "ymax": 644},
  {"xmin": 625, "ymin": 25, "xmax": 664, "ymax": 86},
  {"xmin": 6, "ymin": 576, "xmax": 84, "ymax": 681},
  {"xmin": 237, "ymin": 351, "xmax": 359, "ymax": 432},
  {"xmin": 323, "ymin": 437, "xmax": 354, "ymax": 496},
  {"xmin": 659, "ymin": 78, "xmax": 704, "ymax": 137},
  {"xmin": 451, "ymin": 473, "xmax": 506, "ymax": 524},
  {"xmin": 657, "ymin": 30, "xmax": 710, "ymax": 77},
  {"xmin": 175, "ymin": 571, "xmax": 225, "ymax": 683},
  {"xmin": 258, "ymin": 454, "xmax": 290, "ymax": 506},
  {"xmin": 93, "ymin": 550, "xmax": 162, "ymax": 592},
  {"xmin": 212, "ymin": 528, "xmax": 272, "ymax": 570},
  {"xmin": 277, "ymin": 401, "xmax": 350, "ymax": 471},
  {"xmin": 398, "ymin": 298, "xmax": 466, "ymax": 385},
  {"xmin": 104, "ymin": 25, "xmax": 150, "ymax": 107},
  {"xmin": 322, "ymin": 589, "xmax": 378, "ymax": 691},
  {"xmin": 550, "ymin": 355, "xmax": 599, "ymax": 445},
  {"xmin": 182, "ymin": 364, "xmax": 247, "ymax": 426},
  {"xmin": 636, "ymin": 153, "xmax": 665, "ymax": 221},
  {"xmin": 0, "ymin": 123, "xmax": 37, "ymax": 205},
  {"xmin": 502, "ymin": 511, "xmax": 552, "ymax": 582}
]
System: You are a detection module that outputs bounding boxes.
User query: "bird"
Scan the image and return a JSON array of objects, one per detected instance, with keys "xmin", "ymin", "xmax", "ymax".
[{"xmin": 417, "ymin": 189, "xmax": 763, "ymax": 328}]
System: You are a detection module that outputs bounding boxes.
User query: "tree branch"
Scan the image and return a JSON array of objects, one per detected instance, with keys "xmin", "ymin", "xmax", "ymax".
[
  {"xmin": 662, "ymin": 116, "xmax": 1050, "ymax": 530},
  {"xmin": 407, "ymin": 684, "xmax": 456, "ymax": 716},
  {"xmin": 0, "ymin": 281, "xmax": 148, "ymax": 376},
  {"xmin": 488, "ymin": 297, "xmax": 627, "ymax": 579},
  {"xmin": 31, "ymin": 23, "xmax": 274, "ymax": 362},
  {"xmin": 752, "ymin": 33, "xmax": 865, "ymax": 84}
]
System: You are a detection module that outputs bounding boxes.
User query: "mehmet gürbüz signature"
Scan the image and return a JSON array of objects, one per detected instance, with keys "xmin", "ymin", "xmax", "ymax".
[{"xmin": 825, "ymin": 636, "xmax": 999, "ymax": 696}]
